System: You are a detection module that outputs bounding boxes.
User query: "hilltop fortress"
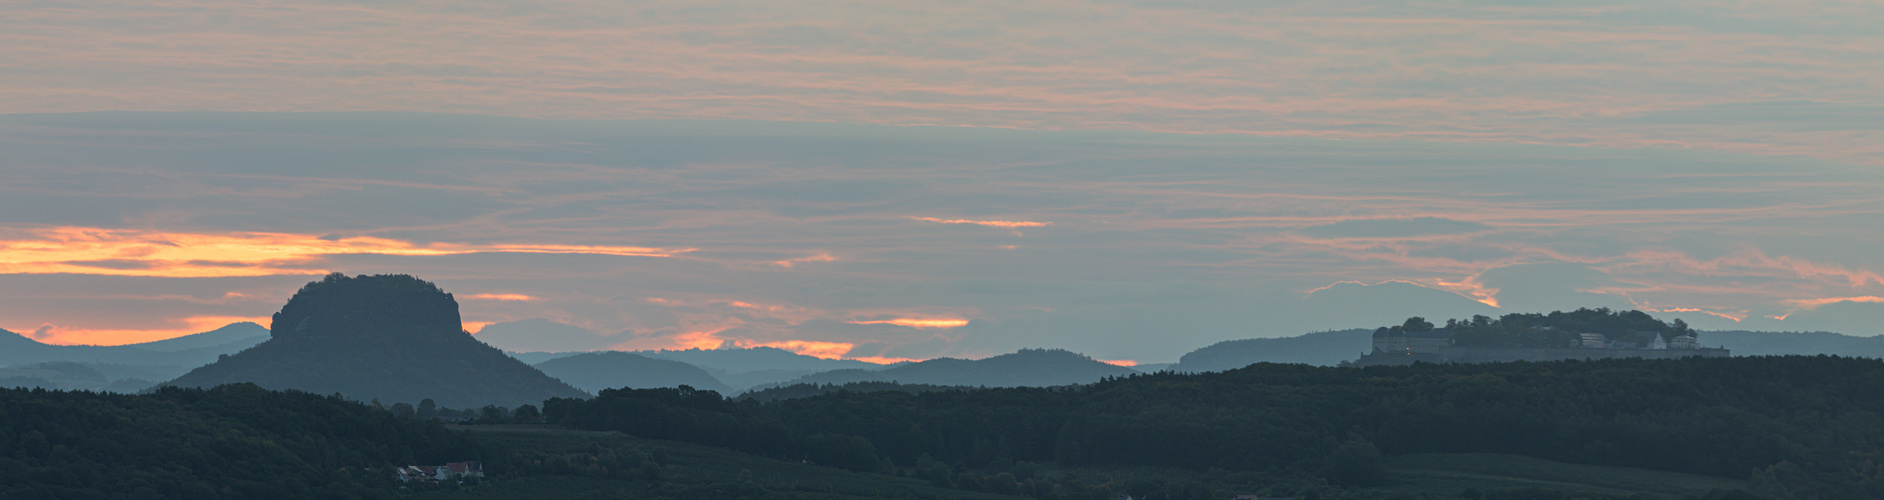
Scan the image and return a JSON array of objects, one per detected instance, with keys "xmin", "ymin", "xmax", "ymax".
[{"xmin": 1350, "ymin": 309, "xmax": 1729, "ymax": 366}]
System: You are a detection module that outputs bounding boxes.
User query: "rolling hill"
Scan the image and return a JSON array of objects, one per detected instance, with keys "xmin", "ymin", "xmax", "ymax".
[
  {"xmin": 533, "ymin": 351, "xmax": 735, "ymax": 394},
  {"xmin": 763, "ymin": 348, "xmax": 1136, "ymax": 389}
]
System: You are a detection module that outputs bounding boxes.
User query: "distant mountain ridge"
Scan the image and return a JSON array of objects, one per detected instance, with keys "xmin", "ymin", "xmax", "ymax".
[
  {"xmin": 762, "ymin": 348, "xmax": 1136, "ymax": 389},
  {"xmin": 1173, "ymin": 328, "xmax": 1374, "ymax": 371},
  {"xmin": 534, "ymin": 351, "xmax": 735, "ymax": 395},
  {"xmin": 1167, "ymin": 326, "xmax": 1884, "ymax": 374},
  {"xmin": 1, "ymin": 323, "xmax": 270, "ymax": 392},
  {"xmin": 636, "ymin": 346, "xmax": 891, "ymax": 391},
  {"xmin": 163, "ymin": 274, "xmax": 587, "ymax": 408},
  {"xmin": 0, "ymin": 323, "xmax": 268, "ymax": 367}
]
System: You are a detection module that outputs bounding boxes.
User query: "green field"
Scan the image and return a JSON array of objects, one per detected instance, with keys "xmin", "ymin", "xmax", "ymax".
[
  {"xmin": 1380, "ymin": 453, "xmax": 1749, "ymax": 499},
  {"xmin": 415, "ymin": 426, "xmax": 1022, "ymax": 500}
]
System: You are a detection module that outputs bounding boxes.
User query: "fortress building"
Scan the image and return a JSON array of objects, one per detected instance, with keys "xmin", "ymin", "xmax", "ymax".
[{"xmin": 1357, "ymin": 327, "xmax": 1728, "ymax": 366}]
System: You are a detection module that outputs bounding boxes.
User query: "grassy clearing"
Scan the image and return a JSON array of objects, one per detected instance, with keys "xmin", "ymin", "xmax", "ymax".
[{"xmin": 1381, "ymin": 453, "xmax": 1748, "ymax": 499}]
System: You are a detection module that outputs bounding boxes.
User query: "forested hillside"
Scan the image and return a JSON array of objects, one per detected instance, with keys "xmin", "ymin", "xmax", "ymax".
[
  {"xmin": 0, "ymin": 384, "xmax": 482, "ymax": 499},
  {"xmin": 547, "ymin": 356, "xmax": 1884, "ymax": 499}
]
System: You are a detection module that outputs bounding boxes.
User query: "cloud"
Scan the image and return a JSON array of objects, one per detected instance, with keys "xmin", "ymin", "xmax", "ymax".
[
  {"xmin": 462, "ymin": 293, "xmax": 538, "ymax": 302},
  {"xmin": 1293, "ymin": 217, "xmax": 1491, "ymax": 240},
  {"xmin": 5, "ymin": 2, "xmax": 1883, "ymax": 164},
  {"xmin": 1788, "ymin": 296, "xmax": 1884, "ymax": 308},
  {"xmin": 473, "ymin": 319, "xmax": 619, "ymax": 353},
  {"xmin": 849, "ymin": 318, "xmax": 972, "ymax": 329},
  {"xmin": 0, "ymin": 227, "xmax": 690, "ymax": 278},
  {"xmin": 772, "ymin": 252, "xmax": 837, "ymax": 268},
  {"xmin": 17, "ymin": 315, "xmax": 272, "ymax": 346},
  {"xmin": 911, "ymin": 217, "xmax": 1052, "ymax": 229}
]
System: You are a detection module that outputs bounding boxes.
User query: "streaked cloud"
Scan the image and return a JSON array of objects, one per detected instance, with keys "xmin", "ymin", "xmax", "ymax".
[
  {"xmin": 850, "ymin": 318, "xmax": 972, "ymax": 329},
  {"xmin": 463, "ymin": 294, "xmax": 538, "ymax": 302},
  {"xmin": 740, "ymin": 340, "xmax": 855, "ymax": 360},
  {"xmin": 17, "ymin": 315, "xmax": 271, "ymax": 346},
  {"xmin": 1786, "ymin": 296, "xmax": 1884, "ymax": 309},
  {"xmin": 3, "ymin": 1, "xmax": 1881, "ymax": 165},
  {"xmin": 1294, "ymin": 217, "xmax": 1491, "ymax": 240},
  {"xmin": 912, "ymin": 217, "xmax": 1052, "ymax": 229},
  {"xmin": 0, "ymin": 227, "xmax": 689, "ymax": 278}
]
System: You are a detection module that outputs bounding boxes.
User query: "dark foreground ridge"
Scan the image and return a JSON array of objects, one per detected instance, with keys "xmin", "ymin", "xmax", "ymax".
[
  {"xmin": 11, "ymin": 356, "xmax": 1867, "ymax": 499},
  {"xmin": 164, "ymin": 273, "xmax": 587, "ymax": 408},
  {"xmin": 547, "ymin": 355, "xmax": 1884, "ymax": 499}
]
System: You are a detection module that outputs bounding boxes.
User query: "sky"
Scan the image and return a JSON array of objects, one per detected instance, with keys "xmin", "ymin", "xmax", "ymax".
[{"xmin": 2, "ymin": 1, "xmax": 1881, "ymax": 363}]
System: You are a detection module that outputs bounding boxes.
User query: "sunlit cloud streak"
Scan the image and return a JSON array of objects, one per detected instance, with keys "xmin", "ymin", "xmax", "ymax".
[
  {"xmin": 850, "ymin": 318, "xmax": 972, "ymax": 329},
  {"xmin": 0, "ymin": 227, "xmax": 690, "ymax": 278},
  {"xmin": 463, "ymin": 294, "xmax": 538, "ymax": 302},
  {"xmin": 912, "ymin": 217, "xmax": 1052, "ymax": 229},
  {"xmin": 15, "ymin": 315, "xmax": 272, "ymax": 346}
]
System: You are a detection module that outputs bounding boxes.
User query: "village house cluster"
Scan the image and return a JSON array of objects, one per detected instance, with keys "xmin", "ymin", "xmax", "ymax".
[{"xmin": 395, "ymin": 461, "xmax": 484, "ymax": 483}]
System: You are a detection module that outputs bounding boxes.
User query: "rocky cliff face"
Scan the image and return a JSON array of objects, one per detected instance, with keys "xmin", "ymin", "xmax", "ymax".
[{"xmin": 164, "ymin": 273, "xmax": 588, "ymax": 408}]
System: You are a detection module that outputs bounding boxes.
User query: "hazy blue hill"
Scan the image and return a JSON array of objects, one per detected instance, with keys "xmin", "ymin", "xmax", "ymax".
[
  {"xmin": 0, "ymin": 328, "xmax": 56, "ymax": 364},
  {"xmin": 0, "ymin": 362, "xmax": 108, "ymax": 390},
  {"xmin": 0, "ymin": 323, "xmax": 266, "ymax": 368},
  {"xmin": 163, "ymin": 273, "xmax": 589, "ymax": 408},
  {"xmin": 534, "ymin": 351, "xmax": 734, "ymax": 394},
  {"xmin": 639, "ymin": 346, "xmax": 885, "ymax": 373},
  {"xmin": 125, "ymin": 322, "xmax": 268, "ymax": 352},
  {"xmin": 1706, "ymin": 330, "xmax": 1884, "ymax": 357},
  {"xmin": 1173, "ymin": 328, "xmax": 1374, "ymax": 372},
  {"xmin": 767, "ymin": 348, "xmax": 1137, "ymax": 389},
  {"xmin": 637, "ymin": 346, "xmax": 891, "ymax": 390},
  {"xmin": 508, "ymin": 351, "xmax": 581, "ymax": 365},
  {"xmin": 1171, "ymin": 327, "xmax": 1884, "ymax": 373},
  {"xmin": 739, "ymin": 381, "xmax": 975, "ymax": 402}
]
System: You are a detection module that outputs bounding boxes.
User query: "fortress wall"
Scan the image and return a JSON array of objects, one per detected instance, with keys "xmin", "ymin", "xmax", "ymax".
[{"xmin": 1440, "ymin": 347, "xmax": 1729, "ymax": 363}]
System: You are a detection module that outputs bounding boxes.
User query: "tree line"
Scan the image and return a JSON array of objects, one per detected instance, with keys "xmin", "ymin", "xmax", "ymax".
[{"xmin": 544, "ymin": 355, "xmax": 1884, "ymax": 499}]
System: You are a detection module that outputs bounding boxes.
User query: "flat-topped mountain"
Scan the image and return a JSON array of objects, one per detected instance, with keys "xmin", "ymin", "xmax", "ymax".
[
  {"xmin": 764, "ymin": 348, "xmax": 1136, "ymax": 389},
  {"xmin": 163, "ymin": 273, "xmax": 587, "ymax": 408}
]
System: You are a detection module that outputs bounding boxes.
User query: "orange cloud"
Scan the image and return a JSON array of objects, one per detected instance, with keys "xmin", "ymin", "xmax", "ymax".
[
  {"xmin": 1099, "ymin": 359, "xmax": 1138, "ymax": 367},
  {"xmin": 772, "ymin": 252, "xmax": 837, "ymax": 268},
  {"xmin": 668, "ymin": 329, "xmax": 731, "ymax": 351},
  {"xmin": 462, "ymin": 321, "xmax": 495, "ymax": 334},
  {"xmin": 850, "ymin": 318, "xmax": 971, "ymax": 329},
  {"xmin": 911, "ymin": 217, "xmax": 1051, "ymax": 229},
  {"xmin": 1785, "ymin": 296, "xmax": 1884, "ymax": 309},
  {"xmin": 1623, "ymin": 248, "xmax": 1884, "ymax": 289},
  {"xmin": 1428, "ymin": 278, "xmax": 1501, "ymax": 308},
  {"xmin": 739, "ymin": 340, "xmax": 855, "ymax": 360},
  {"xmin": 0, "ymin": 227, "xmax": 691, "ymax": 278},
  {"xmin": 463, "ymin": 293, "xmax": 537, "ymax": 301},
  {"xmin": 24, "ymin": 315, "xmax": 272, "ymax": 346}
]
